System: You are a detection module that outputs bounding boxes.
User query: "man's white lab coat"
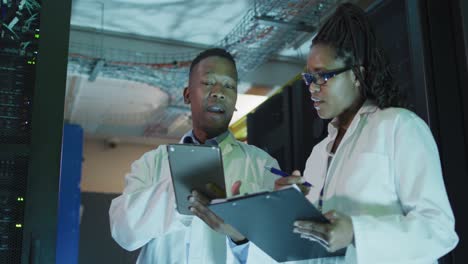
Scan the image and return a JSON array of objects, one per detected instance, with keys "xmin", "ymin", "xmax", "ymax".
[{"xmin": 109, "ymin": 132, "xmax": 279, "ymax": 263}]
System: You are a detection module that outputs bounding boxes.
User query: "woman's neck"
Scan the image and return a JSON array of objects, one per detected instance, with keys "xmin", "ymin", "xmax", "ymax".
[{"xmin": 337, "ymin": 99, "xmax": 364, "ymax": 130}]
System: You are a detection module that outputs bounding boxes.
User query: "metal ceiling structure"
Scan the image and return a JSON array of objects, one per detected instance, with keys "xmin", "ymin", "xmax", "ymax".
[
  {"xmin": 64, "ymin": 0, "xmax": 352, "ymax": 139},
  {"xmin": 67, "ymin": 0, "xmax": 346, "ymax": 107}
]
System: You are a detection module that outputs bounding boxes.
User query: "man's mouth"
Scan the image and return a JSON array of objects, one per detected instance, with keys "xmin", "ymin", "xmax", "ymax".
[{"xmin": 207, "ymin": 104, "xmax": 226, "ymax": 114}]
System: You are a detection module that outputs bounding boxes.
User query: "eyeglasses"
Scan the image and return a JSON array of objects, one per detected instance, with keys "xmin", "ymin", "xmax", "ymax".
[{"xmin": 301, "ymin": 66, "xmax": 353, "ymax": 86}]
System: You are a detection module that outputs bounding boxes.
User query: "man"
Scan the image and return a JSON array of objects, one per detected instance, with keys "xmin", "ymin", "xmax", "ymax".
[{"xmin": 109, "ymin": 48, "xmax": 280, "ymax": 263}]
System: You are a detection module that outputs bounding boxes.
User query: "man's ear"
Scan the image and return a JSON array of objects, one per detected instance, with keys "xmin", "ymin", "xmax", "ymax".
[{"xmin": 183, "ymin": 87, "xmax": 190, "ymax": 104}]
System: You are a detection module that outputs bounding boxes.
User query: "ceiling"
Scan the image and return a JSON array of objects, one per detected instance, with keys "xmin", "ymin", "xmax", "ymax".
[
  {"xmin": 70, "ymin": 0, "xmax": 252, "ymax": 46},
  {"xmin": 65, "ymin": 0, "xmax": 365, "ymax": 142}
]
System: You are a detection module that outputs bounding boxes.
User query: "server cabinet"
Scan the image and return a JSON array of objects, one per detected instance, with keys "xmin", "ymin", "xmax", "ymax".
[{"xmin": 0, "ymin": 0, "xmax": 72, "ymax": 263}]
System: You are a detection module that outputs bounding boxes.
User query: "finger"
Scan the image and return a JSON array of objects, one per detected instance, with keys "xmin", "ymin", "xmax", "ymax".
[
  {"xmin": 294, "ymin": 228, "xmax": 329, "ymax": 245},
  {"xmin": 190, "ymin": 200, "xmax": 211, "ymax": 215},
  {"xmin": 298, "ymin": 184, "xmax": 311, "ymax": 195},
  {"xmin": 275, "ymin": 176, "xmax": 304, "ymax": 186},
  {"xmin": 326, "ymin": 244, "xmax": 339, "ymax": 253},
  {"xmin": 323, "ymin": 210, "xmax": 338, "ymax": 222},
  {"xmin": 191, "ymin": 190, "xmax": 211, "ymax": 205},
  {"xmin": 294, "ymin": 220, "xmax": 329, "ymax": 234},
  {"xmin": 190, "ymin": 205, "xmax": 222, "ymax": 230},
  {"xmin": 190, "ymin": 200, "xmax": 224, "ymax": 224},
  {"xmin": 205, "ymin": 182, "xmax": 226, "ymax": 199},
  {"xmin": 299, "ymin": 234, "xmax": 330, "ymax": 249},
  {"xmin": 291, "ymin": 170, "xmax": 302, "ymax": 176},
  {"xmin": 231, "ymin": 180, "xmax": 242, "ymax": 196}
]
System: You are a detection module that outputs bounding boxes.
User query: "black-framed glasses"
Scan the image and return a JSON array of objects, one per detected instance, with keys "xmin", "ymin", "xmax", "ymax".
[{"xmin": 301, "ymin": 66, "xmax": 354, "ymax": 86}]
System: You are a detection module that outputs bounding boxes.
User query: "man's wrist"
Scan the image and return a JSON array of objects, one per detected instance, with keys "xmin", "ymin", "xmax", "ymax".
[{"xmin": 231, "ymin": 237, "xmax": 249, "ymax": 245}]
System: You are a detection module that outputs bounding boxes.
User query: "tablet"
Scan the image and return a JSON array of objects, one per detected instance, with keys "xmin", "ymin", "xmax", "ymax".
[{"xmin": 167, "ymin": 144, "xmax": 226, "ymax": 215}]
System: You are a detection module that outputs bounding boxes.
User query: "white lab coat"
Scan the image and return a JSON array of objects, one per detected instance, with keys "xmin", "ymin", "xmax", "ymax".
[
  {"xmin": 241, "ymin": 102, "xmax": 458, "ymax": 264},
  {"xmin": 109, "ymin": 132, "xmax": 279, "ymax": 264}
]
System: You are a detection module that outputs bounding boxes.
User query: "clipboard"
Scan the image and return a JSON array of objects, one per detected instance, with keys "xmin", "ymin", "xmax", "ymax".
[
  {"xmin": 167, "ymin": 144, "xmax": 226, "ymax": 215},
  {"xmin": 208, "ymin": 186, "xmax": 346, "ymax": 262}
]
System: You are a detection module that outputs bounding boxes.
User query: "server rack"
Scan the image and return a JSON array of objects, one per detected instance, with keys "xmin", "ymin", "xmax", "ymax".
[{"xmin": 0, "ymin": 0, "xmax": 72, "ymax": 263}]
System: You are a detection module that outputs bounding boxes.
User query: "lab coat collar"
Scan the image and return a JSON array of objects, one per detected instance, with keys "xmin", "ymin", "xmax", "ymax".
[
  {"xmin": 180, "ymin": 130, "xmax": 237, "ymax": 155},
  {"xmin": 327, "ymin": 100, "xmax": 378, "ymax": 136}
]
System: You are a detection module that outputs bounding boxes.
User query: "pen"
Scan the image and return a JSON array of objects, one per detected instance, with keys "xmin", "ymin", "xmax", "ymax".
[{"xmin": 264, "ymin": 166, "xmax": 313, "ymax": 187}]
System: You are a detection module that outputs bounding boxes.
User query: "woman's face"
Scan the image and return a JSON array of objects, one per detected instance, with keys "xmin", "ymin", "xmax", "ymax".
[{"xmin": 306, "ymin": 44, "xmax": 362, "ymax": 122}]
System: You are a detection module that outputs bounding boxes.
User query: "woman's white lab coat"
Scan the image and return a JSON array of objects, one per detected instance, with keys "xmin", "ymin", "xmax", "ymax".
[{"xmin": 242, "ymin": 102, "xmax": 458, "ymax": 264}]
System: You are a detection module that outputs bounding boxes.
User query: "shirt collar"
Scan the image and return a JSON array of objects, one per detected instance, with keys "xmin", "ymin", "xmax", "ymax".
[{"xmin": 180, "ymin": 130, "xmax": 233, "ymax": 147}]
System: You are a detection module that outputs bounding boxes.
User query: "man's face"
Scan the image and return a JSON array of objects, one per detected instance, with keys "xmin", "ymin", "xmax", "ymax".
[{"xmin": 184, "ymin": 56, "xmax": 238, "ymax": 137}]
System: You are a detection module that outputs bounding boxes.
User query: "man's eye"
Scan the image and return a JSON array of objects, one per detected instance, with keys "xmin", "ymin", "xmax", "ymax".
[
  {"xmin": 202, "ymin": 81, "xmax": 215, "ymax": 85},
  {"xmin": 224, "ymin": 84, "xmax": 235, "ymax": 89}
]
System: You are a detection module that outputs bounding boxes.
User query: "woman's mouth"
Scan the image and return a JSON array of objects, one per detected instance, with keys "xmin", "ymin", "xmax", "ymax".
[{"xmin": 311, "ymin": 98, "xmax": 323, "ymax": 109}]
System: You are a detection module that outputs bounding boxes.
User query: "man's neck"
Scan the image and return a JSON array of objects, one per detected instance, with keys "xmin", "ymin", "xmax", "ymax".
[{"xmin": 192, "ymin": 128, "xmax": 226, "ymax": 144}]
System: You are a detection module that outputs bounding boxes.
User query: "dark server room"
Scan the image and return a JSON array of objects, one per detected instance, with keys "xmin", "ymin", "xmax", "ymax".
[{"xmin": 1, "ymin": 0, "xmax": 467, "ymax": 263}]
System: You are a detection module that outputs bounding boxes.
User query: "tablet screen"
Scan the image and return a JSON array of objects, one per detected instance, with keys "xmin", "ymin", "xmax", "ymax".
[{"xmin": 167, "ymin": 144, "xmax": 226, "ymax": 215}]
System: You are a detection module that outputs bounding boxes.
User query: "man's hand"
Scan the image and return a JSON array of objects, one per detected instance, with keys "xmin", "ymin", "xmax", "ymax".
[
  {"xmin": 293, "ymin": 210, "xmax": 354, "ymax": 252},
  {"xmin": 274, "ymin": 170, "xmax": 311, "ymax": 195},
  {"xmin": 188, "ymin": 180, "xmax": 246, "ymax": 243}
]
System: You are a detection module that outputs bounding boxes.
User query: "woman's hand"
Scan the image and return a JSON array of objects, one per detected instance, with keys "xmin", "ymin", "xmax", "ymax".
[
  {"xmin": 293, "ymin": 210, "xmax": 354, "ymax": 252},
  {"xmin": 274, "ymin": 170, "xmax": 311, "ymax": 195}
]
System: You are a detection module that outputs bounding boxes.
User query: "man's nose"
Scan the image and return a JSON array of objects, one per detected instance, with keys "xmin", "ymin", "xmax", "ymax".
[{"xmin": 209, "ymin": 84, "xmax": 225, "ymax": 99}]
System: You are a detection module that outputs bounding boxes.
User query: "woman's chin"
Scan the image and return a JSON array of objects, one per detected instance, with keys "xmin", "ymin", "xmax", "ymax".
[{"xmin": 316, "ymin": 108, "xmax": 331, "ymax": 119}]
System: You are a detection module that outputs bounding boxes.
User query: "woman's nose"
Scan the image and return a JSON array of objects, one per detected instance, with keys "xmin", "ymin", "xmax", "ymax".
[{"xmin": 308, "ymin": 83, "xmax": 321, "ymax": 94}]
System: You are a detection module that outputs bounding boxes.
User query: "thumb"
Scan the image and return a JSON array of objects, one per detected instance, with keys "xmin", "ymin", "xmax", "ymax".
[
  {"xmin": 231, "ymin": 180, "xmax": 242, "ymax": 196},
  {"xmin": 291, "ymin": 170, "xmax": 302, "ymax": 176},
  {"xmin": 323, "ymin": 210, "xmax": 338, "ymax": 222}
]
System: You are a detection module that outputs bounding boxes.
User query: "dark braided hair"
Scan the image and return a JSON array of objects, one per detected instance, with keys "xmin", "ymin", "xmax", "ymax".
[{"xmin": 312, "ymin": 3, "xmax": 407, "ymax": 109}]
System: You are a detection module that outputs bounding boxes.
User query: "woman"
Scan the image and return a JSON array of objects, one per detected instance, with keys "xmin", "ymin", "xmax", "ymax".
[{"xmin": 274, "ymin": 2, "xmax": 458, "ymax": 264}]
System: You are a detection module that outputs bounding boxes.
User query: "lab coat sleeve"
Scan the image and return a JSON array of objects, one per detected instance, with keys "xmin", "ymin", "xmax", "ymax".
[
  {"xmin": 351, "ymin": 115, "xmax": 459, "ymax": 263},
  {"xmin": 227, "ymin": 238, "xmax": 250, "ymax": 264},
  {"xmin": 109, "ymin": 146, "xmax": 188, "ymax": 251}
]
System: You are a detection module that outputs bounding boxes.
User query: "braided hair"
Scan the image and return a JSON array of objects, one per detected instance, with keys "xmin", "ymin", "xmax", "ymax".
[{"xmin": 312, "ymin": 3, "xmax": 407, "ymax": 109}]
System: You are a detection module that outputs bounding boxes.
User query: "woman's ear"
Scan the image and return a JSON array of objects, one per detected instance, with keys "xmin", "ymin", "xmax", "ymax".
[
  {"xmin": 359, "ymin": 66, "xmax": 365, "ymax": 78},
  {"xmin": 353, "ymin": 66, "xmax": 366, "ymax": 87},
  {"xmin": 183, "ymin": 87, "xmax": 190, "ymax": 104},
  {"xmin": 356, "ymin": 66, "xmax": 365, "ymax": 80}
]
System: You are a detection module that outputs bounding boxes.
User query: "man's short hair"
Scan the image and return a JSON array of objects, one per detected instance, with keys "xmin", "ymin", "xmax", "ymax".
[{"xmin": 189, "ymin": 48, "xmax": 236, "ymax": 75}]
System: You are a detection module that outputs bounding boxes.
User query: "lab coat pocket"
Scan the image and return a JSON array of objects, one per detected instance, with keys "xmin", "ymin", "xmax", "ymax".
[{"xmin": 341, "ymin": 152, "xmax": 393, "ymax": 202}]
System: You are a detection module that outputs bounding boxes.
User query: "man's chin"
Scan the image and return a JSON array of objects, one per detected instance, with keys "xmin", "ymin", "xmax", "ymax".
[{"xmin": 202, "ymin": 122, "xmax": 230, "ymax": 137}]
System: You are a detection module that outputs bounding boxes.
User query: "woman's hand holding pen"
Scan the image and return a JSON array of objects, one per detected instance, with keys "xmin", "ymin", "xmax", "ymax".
[
  {"xmin": 188, "ymin": 181, "xmax": 247, "ymax": 243},
  {"xmin": 293, "ymin": 210, "xmax": 354, "ymax": 252},
  {"xmin": 274, "ymin": 170, "xmax": 311, "ymax": 195}
]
